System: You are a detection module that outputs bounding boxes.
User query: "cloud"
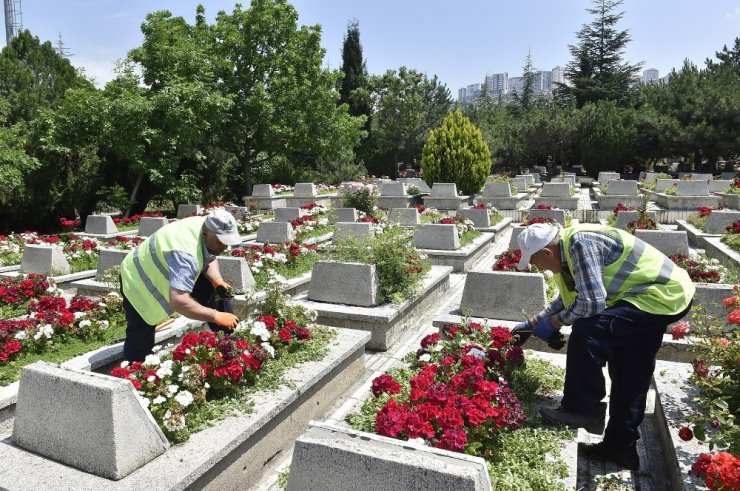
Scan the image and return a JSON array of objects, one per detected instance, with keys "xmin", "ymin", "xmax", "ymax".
[
  {"xmin": 725, "ymin": 6, "xmax": 740, "ymax": 19},
  {"xmin": 71, "ymin": 56, "xmax": 117, "ymax": 87}
]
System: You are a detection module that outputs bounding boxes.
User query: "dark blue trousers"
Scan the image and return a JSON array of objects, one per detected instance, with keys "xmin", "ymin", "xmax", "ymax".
[
  {"xmin": 122, "ymin": 275, "xmax": 233, "ymax": 362},
  {"xmin": 561, "ymin": 300, "xmax": 692, "ymax": 449}
]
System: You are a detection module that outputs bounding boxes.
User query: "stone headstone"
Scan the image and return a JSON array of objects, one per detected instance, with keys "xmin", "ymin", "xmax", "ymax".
[
  {"xmin": 655, "ymin": 179, "xmax": 679, "ymax": 192},
  {"xmin": 225, "ymin": 205, "xmax": 239, "ymax": 216},
  {"xmin": 404, "ymin": 169, "xmax": 417, "ymax": 178},
  {"xmin": 676, "ymin": 181, "xmax": 709, "ymax": 196},
  {"xmin": 706, "ymin": 210, "xmax": 740, "ymax": 234},
  {"xmin": 256, "ymin": 222, "xmax": 294, "ymax": 244},
  {"xmin": 294, "ymin": 183, "xmax": 317, "ymax": 197},
  {"xmin": 333, "ymin": 222, "xmax": 374, "ymax": 243},
  {"xmin": 516, "ymin": 175, "xmax": 535, "ymax": 187},
  {"xmin": 329, "ymin": 208, "xmax": 358, "ymax": 224},
  {"xmin": 137, "ymin": 217, "xmax": 169, "ymax": 237},
  {"xmin": 606, "ymin": 180, "xmax": 639, "ymax": 196},
  {"xmin": 12, "ymin": 362, "xmax": 168, "ymax": 480},
  {"xmin": 389, "ymin": 208, "xmax": 420, "ymax": 226},
  {"xmin": 709, "ymin": 180, "xmax": 732, "ymax": 194},
  {"xmin": 412, "ymin": 224, "xmax": 459, "ymax": 250},
  {"xmin": 531, "ymin": 172, "xmax": 542, "ymax": 183},
  {"xmin": 511, "ymin": 177, "xmax": 528, "ymax": 192},
  {"xmin": 96, "ymin": 248, "xmax": 130, "ymax": 279},
  {"xmin": 482, "ymin": 182, "xmax": 513, "ymax": 197},
  {"xmin": 457, "ymin": 209, "xmax": 490, "ymax": 228},
  {"xmin": 460, "ymin": 271, "xmax": 547, "ymax": 321},
  {"xmin": 399, "ymin": 177, "xmax": 431, "ymax": 193},
  {"xmin": 274, "ymin": 207, "xmax": 301, "ymax": 223},
  {"xmin": 540, "ymin": 183, "xmax": 571, "ymax": 197},
  {"xmin": 634, "ymin": 230, "xmax": 689, "ymax": 256},
  {"xmin": 431, "ymin": 183, "xmax": 459, "ymax": 197},
  {"xmin": 288, "ymin": 422, "xmax": 491, "ymax": 491},
  {"xmin": 597, "ymin": 172, "xmax": 621, "ymax": 184},
  {"xmin": 529, "ymin": 208, "xmax": 567, "ymax": 226},
  {"xmin": 216, "ymin": 256, "xmax": 256, "ymax": 294},
  {"xmin": 176, "ymin": 204, "xmax": 202, "ymax": 219},
  {"xmin": 21, "ymin": 245, "xmax": 71, "ymax": 275},
  {"xmin": 690, "ymin": 174, "xmax": 713, "ymax": 181},
  {"xmin": 307, "ymin": 261, "xmax": 378, "ymax": 307},
  {"xmin": 85, "ymin": 215, "xmax": 117, "ymax": 235},
  {"xmin": 721, "ymin": 172, "xmax": 736, "ymax": 180},
  {"xmin": 380, "ymin": 182, "xmax": 406, "ymax": 196},
  {"xmin": 614, "ymin": 210, "xmax": 657, "ymax": 230},
  {"xmin": 251, "ymin": 184, "xmax": 274, "ymax": 197},
  {"xmin": 554, "ymin": 175, "xmax": 576, "ymax": 187}
]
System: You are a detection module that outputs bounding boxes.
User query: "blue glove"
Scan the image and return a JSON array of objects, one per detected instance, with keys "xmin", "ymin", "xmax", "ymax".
[
  {"xmin": 511, "ymin": 321, "xmax": 533, "ymax": 346},
  {"xmin": 533, "ymin": 316, "xmax": 556, "ymax": 341}
]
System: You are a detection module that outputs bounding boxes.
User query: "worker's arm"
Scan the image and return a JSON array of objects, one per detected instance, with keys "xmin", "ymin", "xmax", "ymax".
[
  {"xmin": 169, "ymin": 287, "xmax": 219, "ymax": 323},
  {"xmin": 201, "ymin": 258, "xmax": 224, "ymax": 286}
]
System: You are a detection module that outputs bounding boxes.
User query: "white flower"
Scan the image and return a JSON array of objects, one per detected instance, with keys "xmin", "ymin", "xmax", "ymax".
[
  {"xmin": 78, "ymin": 319, "xmax": 92, "ymax": 328},
  {"xmin": 261, "ymin": 342, "xmax": 276, "ymax": 358},
  {"xmin": 144, "ymin": 354, "xmax": 161, "ymax": 366},
  {"xmin": 14, "ymin": 331, "xmax": 27, "ymax": 340},
  {"xmin": 107, "ymin": 291, "xmax": 121, "ymax": 298},
  {"xmin": 307, "ymin": 309, "xmax": 318, "ymax": 322},
  {"xmin": 250, "ymin": 321, "xmax": 271, "ymax": 342},
  {"xmin": 151, "ymin": 345, "xmax": 162, "ymax": 353},
  {"xmin": 97, "ymin": 320, "xmax": 109, "ymax": 330},
  {"xmin": 175, "ymin": 390, "xmax": 194, "ymax": 407},
  {"xmin": 419, "ymin": 353, "xmax": 432, "ymax": 362},
  {"xmin": 147, "ymin": 375, "xmax": 156, "ymax": 383},
  {"xmin": 73, "ymin": 311, "xmax": 86, "ymax": 319},
  {"xmin": 120, "ymin": 361, "xmax": 130, "ymax": 368},
  {"xmin": 156, "ymin": 360, "xmax": 174, "ymax": 379},
  {"xmin": 152, "ymin": 395, "xmax": 166, "ymax": 405},
  {"xmin": 204, "ymin": 382, "xmax": 210, "ymax": 389},
  {"xmin": 98, "ymin": 302, "xmax": 107, "ymax": 309},
  {"xmin": 167, "ymin": 384, "xmax": 179, "ymax": 396},
  {"xmin": 33, "ymin": 324, "xmax": 54, "ymax": 340},
  {"xmin": 163, "ymin": 411, "xmax": 186, "ymax": 432},
  {"xmin": 407, "ymin": 438, "xmax": 427, "ymax": 446}
]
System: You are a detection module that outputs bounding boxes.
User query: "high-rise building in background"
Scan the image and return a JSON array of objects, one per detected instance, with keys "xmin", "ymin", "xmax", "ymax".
[
  {"xmin": 551, "ymin": 65, "xmax": 564, "ymax": 84},
  {"xmin": 484, "ymin": 72, "xmax": 508, "ymax": 96},
  {"xmin": 458, "ymin": 87, "xmax": 467, "ymax": 100},
  {"xmin": 641, "ymin": 68, "xmax": 660, "ymax": 84}
]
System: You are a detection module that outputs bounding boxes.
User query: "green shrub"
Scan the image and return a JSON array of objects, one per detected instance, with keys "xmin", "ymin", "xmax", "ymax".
[
  {"xmin": 342, "ymin": 185, "xmax": 377, "ymax": 214},
  {"xmin": 421, "ymin": 109, "xmax": 492, "ymax": 195}
]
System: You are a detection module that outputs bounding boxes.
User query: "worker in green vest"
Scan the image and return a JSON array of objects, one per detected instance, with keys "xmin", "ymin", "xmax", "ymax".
[
  {"xmin": 119, "ymin": 209, "xmax": 242, "ymax": 362},
  {"xmin": 511, "ymin": 223, "xmax": 694, "ymax": 470}
]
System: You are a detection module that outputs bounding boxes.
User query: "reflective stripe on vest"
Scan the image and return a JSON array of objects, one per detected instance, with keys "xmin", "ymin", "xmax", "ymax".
[
  {"xmin": 121, "ymin": 217, "xmax": 206, "ymax": 325},
  {"xmin": 554, "ymin": 225, "xmax": 694, "ymax": 316}
]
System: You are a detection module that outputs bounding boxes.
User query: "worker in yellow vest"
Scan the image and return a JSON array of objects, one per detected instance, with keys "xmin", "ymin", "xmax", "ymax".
[
  {"xmin": 511, "ymin": 223, "xmax": 694, "ymax": 470},
  {"xmin": 119, "ymin": 209, "xmax": 242, "ymax": 362}
]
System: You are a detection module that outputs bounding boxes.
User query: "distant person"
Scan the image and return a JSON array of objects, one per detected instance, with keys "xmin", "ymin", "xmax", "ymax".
[
  {"xmin": 511, "ymin": 223, "xmax": 694, "ymax": 469},
  {"xmin": 119, "ymin": 209, "xmax": 241, "ymax": 361}
]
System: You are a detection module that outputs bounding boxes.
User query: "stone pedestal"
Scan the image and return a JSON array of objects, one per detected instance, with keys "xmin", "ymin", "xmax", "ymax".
[
  {"xmin": 21, "ymin": 245, "xmax": 71, "ymax": 276},
  {"xmin": 85, "ymin": 215, "xmax": 117, "ymax": 235}
]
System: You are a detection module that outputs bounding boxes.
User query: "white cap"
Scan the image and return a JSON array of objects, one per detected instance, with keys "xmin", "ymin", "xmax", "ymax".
[
  {"xmin": 516, "ymin": 223, "xmax": 559, "ymax": 271},
  {"xmin": 204, "ymin": 209, "xmax": 242, "ymax": 246}
]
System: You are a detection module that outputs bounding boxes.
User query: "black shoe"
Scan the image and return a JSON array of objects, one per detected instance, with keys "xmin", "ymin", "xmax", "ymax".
[
  {"xmin": 539, "ymin": 403, "xmax": 606, "ymax": 434},
  {"xmin": 579, "ymin": 441, "xmax": 640, "ymax": 470}
]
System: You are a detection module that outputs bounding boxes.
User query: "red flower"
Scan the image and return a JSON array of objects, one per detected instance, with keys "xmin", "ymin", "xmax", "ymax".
[
  {"xmin": 704, "ymin": 452, "xmax": 740, "ymax": 491},
  {"xmin": 435, "ymin": 428, "xmax": 468, "ymax": 452},
  {"xmin": 258, "ymin": 315, "xmax": 278, "ymax": 332},
  {"xmin": 670, "ymin": 321, "xmax": 690, "ymax": 340},
  {"xmin": 678, "ymin": 426, "xmax": 694, "ymax": 441},
  {"xmin": 728, "ymin": 310, "xmax": 740, "ymax": 325},
  {"xmin": 375, "ymin": 399, "xmax": 408, "ymax": 437},
  {"xmin": 295, "ymin": 327, "xmax": 311, "ymax": 340},
  {"xmin": 371, "ymin": 374, "xmax": 402, "ymax": 398},
  {"xmin": 420, "ymin": 333, "xmax": 441, "ymax": 350},
  {"xmin": 691, "ymin": 453, "xmax": 713, "ymax": 478},
  {"xmin": 278, "ymin": 329, "xmax": 293, "ymax": 343},
  {"xmin": 692, "ymin": 359, "xmax": 710, "ymax": 379}
]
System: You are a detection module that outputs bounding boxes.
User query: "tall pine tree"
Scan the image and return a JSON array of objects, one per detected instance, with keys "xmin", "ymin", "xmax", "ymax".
[
  {"xmin": 340, "ymin": 20, "xmax": 371, "ymax": 121},
  {"xmin": 557, "ymin": 0, "xmax": 641, "ymax": 107}
]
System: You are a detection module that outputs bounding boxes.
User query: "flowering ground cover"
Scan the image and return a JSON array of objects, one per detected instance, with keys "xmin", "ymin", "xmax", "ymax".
[
  {"xmin": 687, "ymin": 206, "xmax": 723, "ymax": 232},
  {"xmin": 102, "ymin": 235, "xmax": 145, "ymax": 250},
  {"xmin": 721, "ymin": 220, "xmax": 740, "ymax": 252},
  {"xmin": 669, "ymin": 287, "xmax": 739, "ymax": 490},
  {"xmin": 0, "ymin": 292, "xmax": 125, "ymax": 386},
  {"xmin": 347, "ymin": 321, "xmax": 571, "ymax": 489},
  {"xmin": 521, "ymin": 205, "xmax": 573, "ymax": 227},
  {"xmin": 0, "ymin": 274, "xmax": 56, "ymax": 319},
  {"xmin": 435, "ymin": 215, "xmax": 480, "ymax": 247},
  {"xmin": 230, "ymin": 242, "xmax": 320, "ymax": 290},
  {"xmin": 291, "ymin": 203, "xmax": 334, "ymax": 241},
  {"xmin": 0, "ymin": 233, "xmax": 32, "ymax": 267},
  {"xmin": 271, "ymin": 184, "xmax": 294, "ymax": 195},
  {"xmin": 110, "ymin": 282, "xmax": 335, "ymax": 443},
  {"xmin": 669, "ymin": 254, "xmax": 736, "ymax": 284},
  {"xmin": 112, "ymin": 212, "xmax": 166, "ymax": 231}
]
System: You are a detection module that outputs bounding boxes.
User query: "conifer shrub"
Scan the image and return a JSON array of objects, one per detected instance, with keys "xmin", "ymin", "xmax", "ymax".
[{"xmin": 420, "ymin": 109, "xmax": 492, "ymax": 195}]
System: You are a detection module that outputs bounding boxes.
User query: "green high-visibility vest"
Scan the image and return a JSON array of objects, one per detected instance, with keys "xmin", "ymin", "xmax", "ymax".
[
  {"xmin": 120, "ymin": 217, "xmax": 206, "ymax": 325},
  {"xmin": 553, "ymin": 225, "xmax": 694, "ymax": 315}
]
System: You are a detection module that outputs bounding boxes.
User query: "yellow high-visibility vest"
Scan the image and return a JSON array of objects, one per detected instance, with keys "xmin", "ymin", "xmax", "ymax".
[
  {"xmin": 553, "ymin": 225, "xmax": 694, "ymax": 315},
  {"xmin": 120, "ymin": 217, "xmax": 206, "ymax": 325}
]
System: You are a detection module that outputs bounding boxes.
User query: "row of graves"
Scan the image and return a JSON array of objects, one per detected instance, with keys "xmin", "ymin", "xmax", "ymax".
[{"xmin": 0, "ymin": 175, "xmax": 738, "ymax": 489}]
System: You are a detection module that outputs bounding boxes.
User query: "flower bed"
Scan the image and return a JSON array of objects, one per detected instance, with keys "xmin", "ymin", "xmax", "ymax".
[
  {"xmin": 291, "ymin": 203, "xmax": 334, "ymax": 241},
  {"xmin": 102, "ymin": 235, "xmax": 145, "ymax": 250},
  {"xmin": 686, "ymin": 206, "xmax": 723, "ymax": 232},
  {"xmin": 230, "ymin": 241, "xmax": 319, "ymax": 290},
  {"xmin": 0, "ymin": 233, "xmax": 31, "ymax": 268},
  {"xmin": 113, "ymin": 212, "xmax": 166, "ymax": 232},
  {"xmin": 669, "ymin": 255, "xmax": 734, "ymax": 284},
  {"xmin": 272, "ymin": 184, "xmax": 295, "ymax": 196},
  {"xmin": 671, "ymin": 288, "xmax": 739, "ymax": 490},
  {"xmin": 606, "ymin": 203, "xmax": 636, "ymax": 227},
  {"xmin": 110, "ymin": 284, "xmax": 335, "ymax": 443},
  {"xmin": 341, "ymin": 183, "xmax": 378, "ymax": 214},
  {"xmin": 0, "ymin": 274, "xmax": 56, "ymax": 320},
  {"xmin": 346, "ymin": 321, "xmax": 571, "ymax": 488},
  {"xmin": 0, "ymin": 292, "xmax": 125, "ymax": 386},
  {"xmin": 721, "ymin": 220, "xmax": 740, "ymax": 252}
]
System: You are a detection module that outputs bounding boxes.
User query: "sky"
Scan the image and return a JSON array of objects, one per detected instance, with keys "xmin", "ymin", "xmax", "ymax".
[{"xmin": 12, "ymin": 0, "xmax": 740, "ymax": 98}]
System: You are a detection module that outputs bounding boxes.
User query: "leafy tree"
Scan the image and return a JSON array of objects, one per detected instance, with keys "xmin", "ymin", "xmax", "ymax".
[
  {"xmin": 576, "ymin": 100, "xmax": 636, "ymax": 175},
  {"xmin": 211, "ymin": 0, "xmax": 364, "ymax": 195},
  {"xmin": 421, "ymin": 109, "xmax": 491, "ymax": 194},
  {"xmin": 0, "ymin": 98, "xmax": 38, "ymax": 217},
  {"xmin": 557, "ymin": 0, "xmax": 641, "ymax": 107},
  {"xmin": 0, "ymin": 30, "xmax": 91, "ymax": 125},
  {"xmin": 366, "ymin": 67, "xmax": 451, "ymax": 176}
]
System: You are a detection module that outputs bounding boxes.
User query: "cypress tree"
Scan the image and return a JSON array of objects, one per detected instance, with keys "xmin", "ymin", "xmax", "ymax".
[{"xmin": 339, "ymin": 20, "xmax": 371, "ymax": 120}]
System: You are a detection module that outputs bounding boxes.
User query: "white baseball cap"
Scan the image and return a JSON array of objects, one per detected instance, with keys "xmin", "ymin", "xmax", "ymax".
[
  {"xmin": 516, "ymin": 223, "xmax": 560, "ymax": 271},
  {"xmin": 204, "ymin": 209, "xmax": 242, "ymax": 246}
]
